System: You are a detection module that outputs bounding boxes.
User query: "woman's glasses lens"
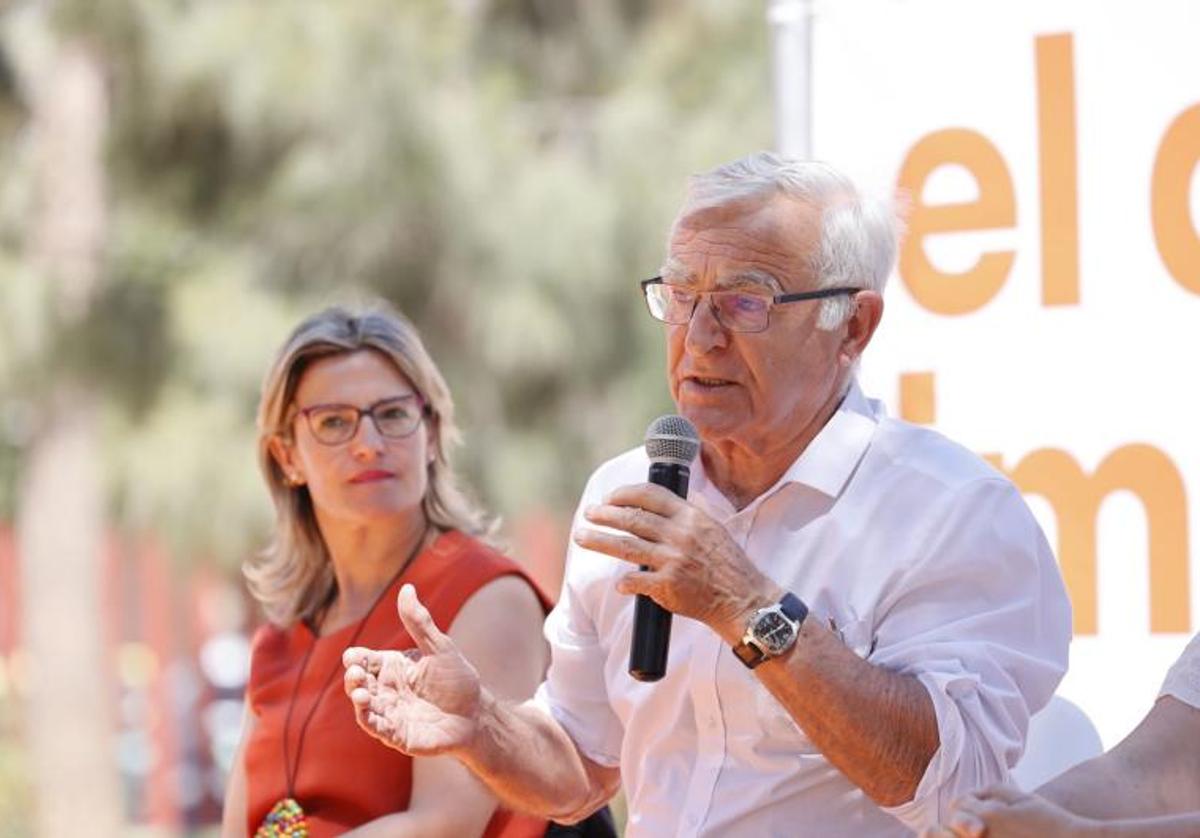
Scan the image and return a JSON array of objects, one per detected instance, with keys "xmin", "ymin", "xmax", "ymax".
[
  {"xmin": 372, "ymin": 400, "xmax": 422, "ymax": 438},
  {"xmin": 304, "ymin": 398, "xmax": 423, "ymax": 445}
]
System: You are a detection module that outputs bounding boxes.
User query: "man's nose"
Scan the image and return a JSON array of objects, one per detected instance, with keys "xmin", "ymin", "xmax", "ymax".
[{"xmin": 684, "ymin": 295, "xmax": 729, "ymax": 354}]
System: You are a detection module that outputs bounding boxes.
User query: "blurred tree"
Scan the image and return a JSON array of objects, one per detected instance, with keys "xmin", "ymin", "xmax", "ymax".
[
  {"xmin": 45, "ymin": 0, "xmax": 771, "ymax": 565},
  {"xmin": 3, "ymin": 1, "xmax": 122, "ymax": 833},
  {"xmin": 0, "ymin": 0, "xmax": 771, "ymax": 828}
]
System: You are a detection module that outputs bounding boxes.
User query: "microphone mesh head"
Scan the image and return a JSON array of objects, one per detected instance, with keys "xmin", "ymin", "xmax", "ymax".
[{"xmin": 644, "ymin": 415, "xmax": 700, "ymax": 465}]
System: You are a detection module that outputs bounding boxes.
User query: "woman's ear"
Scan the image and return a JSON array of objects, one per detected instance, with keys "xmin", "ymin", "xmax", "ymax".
[
  {"xmin": 268, "ymin": 434, "xmax": 305, "ymax": 486},
  {"xmin": 424, "ymin": 418, "xmax": 438, "ymax": 467}
]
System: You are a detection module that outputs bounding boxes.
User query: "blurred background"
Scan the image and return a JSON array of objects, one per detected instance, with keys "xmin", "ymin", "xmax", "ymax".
[
  {"xmin": 0, "ymin": 1, "xmax": 771, "ymax": 834},
  {"xmin": 7, "ymin": 0, "xmax": 1197, "ymax": 834}
]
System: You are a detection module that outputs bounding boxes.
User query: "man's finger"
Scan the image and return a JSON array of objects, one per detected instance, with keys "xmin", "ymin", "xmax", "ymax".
[
  {"xmin": 343, "ymin": 664, "xmax": 369, "ymax": 696},
  {"xmin": 573, "ymin": 528, "xmax": 661, "ymax": 567},
  {"xmin": 343, "ymin": 646, "xmax": 383, "ymax": 675},
  {"xmin": 396, "ymin": 583, "xmax": 453, "ymax": 656},
  {"xmin": 362, "ymin": 709, "xmax": 407, "ymax": 751},
  {"xmin": 603, "ymin": 483, "xmax": 686, "ymax": 516},
  {"xmin": 614, "ymin": 570, "xmax": 659, "ymax": 598},
  {"xmin": 368, "ymin": 688, "xmax": 400, "ymax": 718},
  {"xmin": 583, "ymin": 503, "xmax": 668, "ymax": 542},
  {"xmin": 351, "ymin": 698, "xmax": 374, "ymax": 736}
]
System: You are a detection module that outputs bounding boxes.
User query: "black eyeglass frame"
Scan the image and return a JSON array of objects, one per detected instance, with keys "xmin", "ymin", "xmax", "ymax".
[
  {"xmin": 295, "ymin": 395, "xmax": 432, "ymax": 446},
  {"xmin": 640, "ymin": 276, "xmax": 864, "ymax": 333}
]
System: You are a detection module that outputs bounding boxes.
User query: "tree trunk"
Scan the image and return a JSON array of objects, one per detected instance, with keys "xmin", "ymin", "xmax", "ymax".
[{"xmin": 17, "ymin": 36, "xmax": 122, "ymax": 836}]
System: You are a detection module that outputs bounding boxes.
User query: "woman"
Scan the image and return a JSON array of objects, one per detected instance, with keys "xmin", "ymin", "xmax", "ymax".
[{"xmin": 221, "ymin": 305, "xmax": 550, "ymax": 837}]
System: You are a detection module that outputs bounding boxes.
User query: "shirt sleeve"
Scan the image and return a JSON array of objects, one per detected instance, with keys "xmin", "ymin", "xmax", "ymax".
[
  {"xmin": 1159, "ymin": 633, "xmax": 1200, "ymax": 710},
  {"xmin": 873, "ymin": 478, "xmax": 1072, "ymax": 830},
  {"xmin": 533, "ymin": 474, "xmax": 625, "ymax": 768}
]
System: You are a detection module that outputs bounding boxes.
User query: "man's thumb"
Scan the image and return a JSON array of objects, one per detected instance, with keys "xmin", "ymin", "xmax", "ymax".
[{"xmin": 397, "ymin": 583, "xmax": 452, "ymax": 655}]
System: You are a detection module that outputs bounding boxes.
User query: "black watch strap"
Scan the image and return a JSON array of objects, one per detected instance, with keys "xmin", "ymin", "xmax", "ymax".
[{"xmin": 779, "ymin": 592, "xmax": 808, "ymax": 625}]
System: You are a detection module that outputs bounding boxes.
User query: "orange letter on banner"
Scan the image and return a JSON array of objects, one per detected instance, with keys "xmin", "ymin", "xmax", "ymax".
[
  {"xmin": 898, "ymin": 372, "xmax": 937, "ymax": 425},
  {"xmin": 995, "ymin": 445, "xmax": 1191, "ymax": 636},
  {"xmin": 1152, "ymin": 104, "xmax": 1200, "ymax": 292},
  {"xmin": 897, "ymin": 129, "xmax": 1016, "ymax": 315},
  {"xmin": 1036, "ymin": 33, "xmax": 1081, "ymax": 305}
]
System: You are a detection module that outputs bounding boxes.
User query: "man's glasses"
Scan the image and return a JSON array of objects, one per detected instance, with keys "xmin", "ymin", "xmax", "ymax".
[
  {"xmin": 297, "ymin": 395, "xmax": 429, "ymax": 446},
  {"xmin": 640, "ymin": 277, "xmax": 862, "ymax": 334}
]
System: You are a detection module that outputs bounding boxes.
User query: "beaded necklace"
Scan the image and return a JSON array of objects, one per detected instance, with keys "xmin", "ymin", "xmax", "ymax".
[{"xmin": 255, "ymin": 526, "xmax": 431, "ymax": 838}]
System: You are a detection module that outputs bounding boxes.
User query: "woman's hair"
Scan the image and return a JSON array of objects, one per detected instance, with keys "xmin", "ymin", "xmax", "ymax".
[{"xmin": 245, "ymin": 304, "xmax": 491, "ymax": 626}]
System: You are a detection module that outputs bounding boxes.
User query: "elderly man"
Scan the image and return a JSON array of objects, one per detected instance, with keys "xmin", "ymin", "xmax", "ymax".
[{"xmin": 342, "ymin": 152, "xmax": 1072, "ymax": 836}]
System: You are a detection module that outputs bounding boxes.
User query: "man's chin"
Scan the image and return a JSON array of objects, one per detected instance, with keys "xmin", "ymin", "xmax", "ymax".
[{"xmin": 676, "ymin": 403, "xmax": 741, "ymax": 443}]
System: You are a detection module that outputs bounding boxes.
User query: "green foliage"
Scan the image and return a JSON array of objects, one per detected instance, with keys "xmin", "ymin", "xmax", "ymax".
[{"xmin": 0, "ymin": 0, "xmax": 771, "ymax": 565}]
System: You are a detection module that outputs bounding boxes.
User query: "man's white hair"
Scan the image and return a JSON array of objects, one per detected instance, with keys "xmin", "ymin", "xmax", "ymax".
[{"xmin": 673, "ymin": 151, "xmax": 900, "ymax": 330}]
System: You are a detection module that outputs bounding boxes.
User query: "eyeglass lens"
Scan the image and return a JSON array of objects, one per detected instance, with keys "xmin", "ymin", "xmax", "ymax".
[
  {"xmin": 305, "ymin": 398, "xmax": 423, "ymax": 444},
  {"xmin": 647, "ymin": 284, "xmax": 771, "ymax": 332}
]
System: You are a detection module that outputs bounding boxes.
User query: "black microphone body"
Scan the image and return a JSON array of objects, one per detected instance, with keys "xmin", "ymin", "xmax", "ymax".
[{"xmin": 629, "ymin": 459, "xmax": 691, "ymax": 682}]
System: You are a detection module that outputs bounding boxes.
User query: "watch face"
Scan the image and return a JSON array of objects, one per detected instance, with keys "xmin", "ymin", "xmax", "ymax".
[{"xmin": 753, "ymin": 610, "xmax": 796, "ymax": 654}]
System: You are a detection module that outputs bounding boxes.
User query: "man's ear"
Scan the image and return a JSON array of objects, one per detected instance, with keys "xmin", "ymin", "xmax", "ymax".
[
  {"xmin": 268, "ymin": 433, "xmax": 304, "ymax": 486},
  {"xmin": 840, "ymin": 290, "xmax": 884, "ymax": 368}
]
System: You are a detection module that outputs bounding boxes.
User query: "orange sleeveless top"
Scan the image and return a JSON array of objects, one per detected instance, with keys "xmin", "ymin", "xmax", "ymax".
[{"xmin": 244, "ymin": 530, "xmax": 550, "ymax": 837}]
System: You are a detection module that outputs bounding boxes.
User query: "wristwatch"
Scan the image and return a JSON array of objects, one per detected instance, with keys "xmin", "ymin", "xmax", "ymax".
[{"xmin": 731, "ymin": 593, "xmax": 808, "ymax": 669}]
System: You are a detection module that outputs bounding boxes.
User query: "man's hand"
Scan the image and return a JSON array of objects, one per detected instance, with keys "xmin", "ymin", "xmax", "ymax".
[
  {"xmin": 343, "ymin": 583, "xmax": 483, "ymax": 756},
  {"xmin": 923, "ymin": 785, "xmax": 1093, "ymax": 838},
  {"xmin": 573, "ymin": 482, "xmax": 780, "ymax": 641}
]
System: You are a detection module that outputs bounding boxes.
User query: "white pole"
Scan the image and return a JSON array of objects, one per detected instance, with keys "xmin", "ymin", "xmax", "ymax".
[{"xmin": 769, "ymin": 0, "xmax": 814, "ymax": 158}]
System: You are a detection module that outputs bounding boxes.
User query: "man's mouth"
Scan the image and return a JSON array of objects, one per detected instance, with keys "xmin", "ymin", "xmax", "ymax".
[{"xmin": 686, "ymin": 375, "xmax": 736, "ymax": 387}]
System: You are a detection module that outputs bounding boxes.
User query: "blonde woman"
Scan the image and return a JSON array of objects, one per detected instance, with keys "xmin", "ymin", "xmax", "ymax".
[{"xmin": 221, "ymin": 305, "xmax": 549, "ymax": 837}]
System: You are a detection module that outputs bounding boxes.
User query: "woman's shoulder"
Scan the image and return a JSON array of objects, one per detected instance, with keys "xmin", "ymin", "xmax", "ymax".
[
  {"xmin": 433, "ymin": 529, "xmax": 510, "ymax": 563},
  {"xmin": 247, "ymin": 619, "xmax": 312, "ymax": 670},
  {"xmin": 249, "ymin": 614, "xmax": 308, "ymax": 643},
  {"xmin": 414, "ymin": 529, "xmax": 551, "ymax": 620},
  {"xmin": 244, "ymin": 620, "xmax": 311, "ymax": 699},
  {"xmin": 425, "ymin": 530, "xmax": 527, "ymax": 584}
]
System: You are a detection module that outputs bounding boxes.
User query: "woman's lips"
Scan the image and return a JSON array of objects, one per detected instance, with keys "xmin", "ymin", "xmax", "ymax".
[{"xmin": 349, "ymin": 469, "xmax": 395, "ymax": 484}]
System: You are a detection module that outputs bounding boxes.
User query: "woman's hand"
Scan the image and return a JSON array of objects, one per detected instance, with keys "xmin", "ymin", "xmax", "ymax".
[{"xmin": 343, "ymin": 584, "xmax": 484, "ymax": 756}]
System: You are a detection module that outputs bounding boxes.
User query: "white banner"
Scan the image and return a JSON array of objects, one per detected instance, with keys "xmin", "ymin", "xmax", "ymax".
[{"xmin": 804, "ymin": 0, "xmax": 1200, "ymax": 751}]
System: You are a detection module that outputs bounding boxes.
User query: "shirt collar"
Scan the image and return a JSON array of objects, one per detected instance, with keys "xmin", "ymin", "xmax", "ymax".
[
  {"xmin": 777, "ymin": 379, "xmax": 878, "ymax": 498},
  {"xmin": 688, "ymin": 379, "xmax": 880, "ymax": 515}
]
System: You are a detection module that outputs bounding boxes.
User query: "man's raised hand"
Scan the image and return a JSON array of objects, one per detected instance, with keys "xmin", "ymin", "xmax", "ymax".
[{"xmin": 343, "ymin": 583, "xmax": 484, "ymax": 756}]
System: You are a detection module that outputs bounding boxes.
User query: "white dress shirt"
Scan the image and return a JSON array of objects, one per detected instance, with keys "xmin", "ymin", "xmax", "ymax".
[
  {"xmin": 536, "ymin": 381, "xmax": 1071, "ymax": 836},
  {"xmin": 1160, "ymin": 633, "xmax": 1200, "ymax": 710}
]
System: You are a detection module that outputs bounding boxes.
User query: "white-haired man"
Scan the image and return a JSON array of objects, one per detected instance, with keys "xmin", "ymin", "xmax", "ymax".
[{"xmin": 342, "ymin": 152, "xmax": 1072, "ymax": 836}]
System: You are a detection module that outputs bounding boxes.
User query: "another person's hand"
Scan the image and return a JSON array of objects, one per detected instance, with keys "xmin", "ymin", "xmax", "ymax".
[
  {"xmin": 574, "ymin": 483, "xmax": 776, "ymax": 636},
  {"xmin": 923, "ymin": 785, "xmax": 1095, "ymax": 838},
  {"xmin": 343, "ymin": 583, "xmax": 483, "ymax": 756}
]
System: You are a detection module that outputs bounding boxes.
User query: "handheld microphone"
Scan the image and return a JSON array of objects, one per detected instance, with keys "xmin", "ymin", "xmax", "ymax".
[{"xmin": 629, "ymin": 414, "xmax": 700, "ymax": 682}]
